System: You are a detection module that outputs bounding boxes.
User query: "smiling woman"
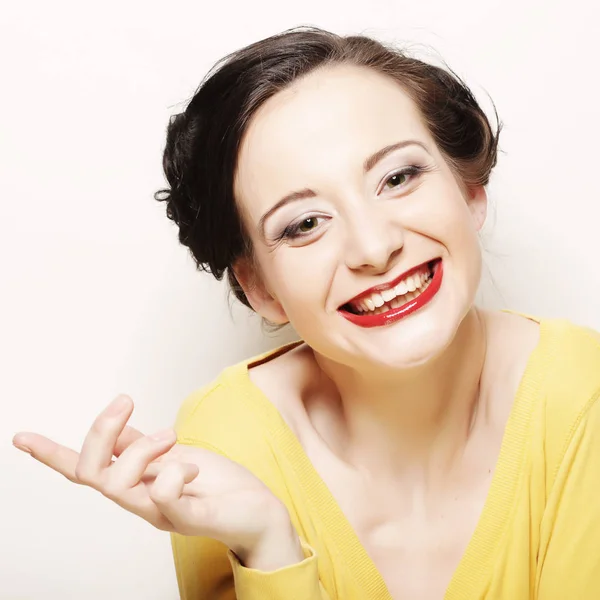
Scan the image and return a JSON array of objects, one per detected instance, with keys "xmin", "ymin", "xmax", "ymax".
[{"xmin": 13, "ymin": 26, "xmax": 600, "ymax": 600}]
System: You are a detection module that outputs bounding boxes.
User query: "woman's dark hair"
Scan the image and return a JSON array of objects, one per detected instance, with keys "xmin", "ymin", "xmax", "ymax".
[{"xmin": 155, "ymin": 26, "xmax": 500, "ymax": 310}]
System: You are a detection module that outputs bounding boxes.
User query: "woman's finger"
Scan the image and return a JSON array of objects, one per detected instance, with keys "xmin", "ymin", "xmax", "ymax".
[
  {"xmin": 149, "ymin": 462, "xmax": 201, "ymax": 532},
  {"xmin": 113, "ymin": 425, "xmax": 145, "ymax": 457},
  {"xmin": 12, "ymin": 433, "xmax": 81, "ymax": 483},
  {"xmin": 103, "ymin": 429, "xmax": 178, "ymax": 494},
  {"xmin": 143, "ymin": 457, "xmax": 200, "ymax": 480},
  {"xmin": 13, "ymin": 427, "xmax": 179, "ymax": 534},
  {"xmin": 75, "ymin": 395, "xmax": 134, "ymax": 486}
]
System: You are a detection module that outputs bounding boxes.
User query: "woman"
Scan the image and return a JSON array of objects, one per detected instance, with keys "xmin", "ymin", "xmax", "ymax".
[{"xmin": 13, "ymin": 27, "xmax": 600, "ymax": 600}]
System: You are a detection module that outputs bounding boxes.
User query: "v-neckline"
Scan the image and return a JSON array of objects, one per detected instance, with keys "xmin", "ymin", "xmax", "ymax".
[{"xmin": 225, "ymin": 313, "xmax": 549, "ymax": 599}]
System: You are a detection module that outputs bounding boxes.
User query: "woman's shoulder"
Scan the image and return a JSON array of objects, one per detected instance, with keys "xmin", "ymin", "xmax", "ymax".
[
  {"xmin": 491, "ymin": 310, "xmax": 600, "ymax": 493},
  {"xmin": 487, "ymin": 309, "xmax": 599, "ymax": 436},
  {"xmin": 173, "ymin": 340, "xmax": 305, "ymax": 458},
  {"xmin": 536, "ymin": 314, "xmax": 600, "ymax": 393},
  {"xmin": 499, "ymin": 309, "xmax": 600, "ymax": 387},
  {"xmin": 518, "ymin": 312, "xmax": 600, "ymax": 458}
]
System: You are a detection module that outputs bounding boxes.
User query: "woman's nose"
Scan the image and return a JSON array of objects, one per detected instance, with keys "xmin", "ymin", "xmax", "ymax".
[{"xmin": 343, "ymin": 210, "xmax": 404, "ymax": 273}]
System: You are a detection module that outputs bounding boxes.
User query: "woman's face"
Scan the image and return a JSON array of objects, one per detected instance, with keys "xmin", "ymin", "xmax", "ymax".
[{"xmin": 234, "ymin": 65, "xmax": 486, "ymax": 371}]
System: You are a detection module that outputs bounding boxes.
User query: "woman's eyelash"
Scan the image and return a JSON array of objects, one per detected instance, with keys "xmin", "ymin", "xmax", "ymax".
[
  {"xmin": 381, "ymin": 165, "xmax": 426, "ymax": 191},
  {"xmin": 279, "ymin": 216, "xmax": 326, "ymax": 241},
  {"xmin": 277, "ymin": 164, "xmax": 427, "ymax": 241}
]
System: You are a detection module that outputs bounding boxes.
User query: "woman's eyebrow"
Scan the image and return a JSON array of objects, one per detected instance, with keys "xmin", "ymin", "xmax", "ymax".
[
  {"xmin": 257, "ymin": 188, "xmax": 314, "ymax": 238},
  {"xmin": 258, "ymin": 140, "xmax": 430, "ymax": 237},
  {"xmin": 363, "ymin": 140, "xmax": 431, "ymax": 173}
]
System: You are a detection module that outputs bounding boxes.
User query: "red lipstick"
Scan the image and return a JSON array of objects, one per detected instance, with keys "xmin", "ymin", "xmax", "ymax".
[{"xmin": 339, "ymin": 259, "xmax": 443, "ymax": 328}]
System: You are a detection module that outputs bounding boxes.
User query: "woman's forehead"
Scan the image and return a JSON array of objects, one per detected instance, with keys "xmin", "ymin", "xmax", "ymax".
[
  {"xmin": 234, "ymin": 66, "xmax": 431, "ymax": 207},
  {"xmin": 242, "ymin": 66, "xmax": 426, "ymax": 159}
]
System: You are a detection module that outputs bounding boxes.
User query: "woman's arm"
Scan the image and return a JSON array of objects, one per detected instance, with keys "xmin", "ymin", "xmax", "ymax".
[
  {"xmin": 172, "ymin": 532, "xmax": 329, "ymax": 600},
  {"xmin": 13, "ymin": 395, "xmax": 331, "ymax": 600}
]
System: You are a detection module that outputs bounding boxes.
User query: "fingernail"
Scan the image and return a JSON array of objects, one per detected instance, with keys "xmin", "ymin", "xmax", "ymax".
[
  {"xmin": 105, "ymin": 395, "xmax": 129, "ymax": 416},
  {"xmin": 150, "ymin": 428, "xmax": 175, "ymax": 442},
  {"xmin": 13, "ymin": 442, "xmax": 32, "ymax": 454}
]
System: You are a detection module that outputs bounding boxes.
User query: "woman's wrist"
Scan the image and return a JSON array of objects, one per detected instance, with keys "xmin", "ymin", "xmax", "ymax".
[{"xmin": 234, "ymin": 511, "xmax": 304, "ymax": 571}]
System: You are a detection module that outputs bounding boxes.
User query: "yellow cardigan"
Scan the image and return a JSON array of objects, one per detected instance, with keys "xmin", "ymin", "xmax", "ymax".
[{"xmin": 171, "ymin": 315, "xmax": 600, "ymax": 599}]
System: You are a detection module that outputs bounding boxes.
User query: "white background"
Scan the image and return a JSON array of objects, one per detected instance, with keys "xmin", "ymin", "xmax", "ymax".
[{"xmin": 2, "ymin": 0, "xmax": 599, "ymax": 598}]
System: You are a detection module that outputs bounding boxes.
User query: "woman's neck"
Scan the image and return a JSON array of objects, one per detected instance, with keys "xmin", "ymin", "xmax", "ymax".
[{"xmin": 312, "ymin": 308, "xmax": 489, "ymax": 482}]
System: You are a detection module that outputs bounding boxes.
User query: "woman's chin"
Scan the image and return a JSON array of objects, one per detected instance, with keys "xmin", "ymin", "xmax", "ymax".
[
  {"xmin": 343, "ymin": 306, "xmax": 463, "ymax": 372},
  {"xmin": 367, "ymin": 341, "xmax": 448, "ymax": 373}
]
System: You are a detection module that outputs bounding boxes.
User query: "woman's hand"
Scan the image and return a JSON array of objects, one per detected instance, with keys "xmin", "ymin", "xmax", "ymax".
[{"xmin": 12, "ymin": 395, "xmax": 303, "ymax": 570}]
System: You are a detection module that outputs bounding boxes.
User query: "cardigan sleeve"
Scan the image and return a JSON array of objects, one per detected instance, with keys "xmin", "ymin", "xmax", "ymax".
[{"xmin": 171, "ymin": 525, "xmax": 331, "ymax": 600}]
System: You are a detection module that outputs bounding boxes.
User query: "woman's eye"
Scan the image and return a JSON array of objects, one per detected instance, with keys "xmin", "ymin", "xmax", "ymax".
[
  {"xmin": 382, "ymin": 166, "xmax": 422, "ymax": 192},
  {"xmin": 385, "ymin": 172, "xmax": 408, "ymax": 189},
  {"xmin": 298, "ymin": 217, "xmax": 319, "ymax": 233},
  {"xmin": 280, "ymin": 216, "xmax": 326, "ymax": 240}
]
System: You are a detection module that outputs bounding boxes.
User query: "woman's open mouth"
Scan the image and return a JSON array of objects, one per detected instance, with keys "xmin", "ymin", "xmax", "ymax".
[{"xmin": 337, "ymin": 258, "xmax": 443, "ymax": 328}]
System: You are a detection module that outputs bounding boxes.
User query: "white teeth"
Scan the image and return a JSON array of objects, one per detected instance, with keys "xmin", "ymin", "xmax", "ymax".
[
  {"xmin": 395, "ymin": 281, "xmax": 408, "ymax": 296},
  {"xmin": 381, "ymin": 288, "xmax": 396, "ymax": 302},
  {"xmin": 372, "ymin": 293, "xmax": 385, "ymax": 308},
  {"xmin": 347, "ymin": 263, "xmax": 435, "ymax": 315}
]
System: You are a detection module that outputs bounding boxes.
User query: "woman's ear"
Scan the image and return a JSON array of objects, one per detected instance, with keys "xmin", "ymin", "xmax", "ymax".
[
  {"xmin": 467, "ymin": 185, "xmax": 488, "ymax": 231},
  {"xmin": 233, "ymin": 257, "xmax": 289, "ymax": 325}
]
